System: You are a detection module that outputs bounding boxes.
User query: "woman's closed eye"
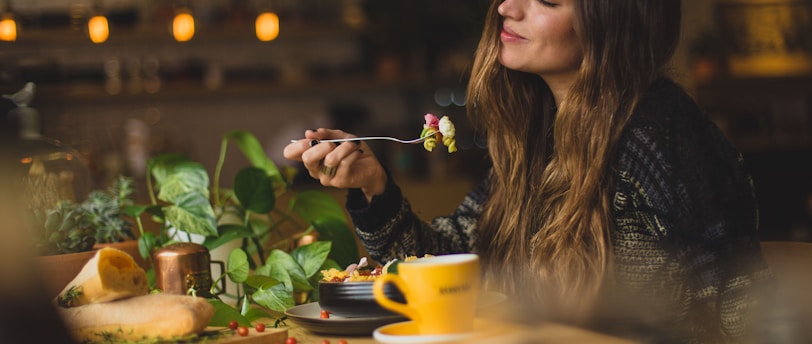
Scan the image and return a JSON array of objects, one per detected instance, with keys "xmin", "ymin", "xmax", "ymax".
[{"xmin": 537, "ymin": 0, "xmax": 559, "ymax": 8}]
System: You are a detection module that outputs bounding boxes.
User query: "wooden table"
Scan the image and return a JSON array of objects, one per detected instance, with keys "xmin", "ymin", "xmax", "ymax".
[
  {"xmin": 285, "ymin": 320, "xmax": 641, "ymax": 344},
  {"xmin": 287, "ymin": 325, "xmax": 376, "ymax": 344}
]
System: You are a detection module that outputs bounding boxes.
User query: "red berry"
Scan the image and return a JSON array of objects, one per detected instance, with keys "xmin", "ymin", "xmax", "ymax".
[
  {"xmin": 338, "ymin": 340, "xmax": 348, "ymax": 344},
  {"xmin": 255, "ymin": 323, "xmax": 266, "ymax": 332},
  {"xmin": 237, "ymin": 326, "xmax": 249, "ymax": 336},
  {"xmin": 319, "ymin": 309, "xmax": 330, "ymax": 319},
  {"xmin": 228, "ymin": 320, "xmax": 239, "ymax": 330},
  {"xmin": 321, "ymin": 340, "xmax": 330, "ymax": 344},
  {"xmin": 285, "ymin": 337, "xmax": 298, "ymax": 344}
]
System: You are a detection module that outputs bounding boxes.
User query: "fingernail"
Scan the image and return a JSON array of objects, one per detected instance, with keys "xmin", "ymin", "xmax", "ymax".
[{"xmin": 309, "ymin": 140, "xmax": 319, "ymax": 147}]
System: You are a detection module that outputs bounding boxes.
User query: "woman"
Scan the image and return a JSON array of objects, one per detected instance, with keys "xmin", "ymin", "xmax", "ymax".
[{"xmin": 284, "ymin": 0, "xmax": 770, "ymax": 342}]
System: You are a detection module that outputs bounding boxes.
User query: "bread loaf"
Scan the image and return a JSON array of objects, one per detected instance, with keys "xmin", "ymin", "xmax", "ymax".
[
  {"xmin": 58, "ymin": 293, "xmax": 215, "ymax": 342},
  {"xmin": 56, "ymin": 247, "xmax": 149, "ymax": 307}
]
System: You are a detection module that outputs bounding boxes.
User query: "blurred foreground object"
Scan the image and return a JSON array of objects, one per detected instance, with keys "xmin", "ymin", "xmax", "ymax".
[
  {"xmin": 759, "ymin": 241, "xmax": 812, "ymax": 342},
  {"xmin": 0, "ymin": 133, "xmax": 75, "ymax": 343}
]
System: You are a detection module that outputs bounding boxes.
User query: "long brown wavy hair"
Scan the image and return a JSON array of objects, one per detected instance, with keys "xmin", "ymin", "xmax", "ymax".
[{"xmin": 467, "ymin": 0, "xmax": 682, "ymax": 320}]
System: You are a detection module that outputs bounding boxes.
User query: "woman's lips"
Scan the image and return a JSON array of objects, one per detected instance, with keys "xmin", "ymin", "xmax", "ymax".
[{"xmin": 500, "ymin": 26, "xmax": 524, "ymax": 42}]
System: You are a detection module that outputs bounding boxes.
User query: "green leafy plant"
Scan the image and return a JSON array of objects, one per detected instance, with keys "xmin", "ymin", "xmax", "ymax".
[
  {"xmin": 83, "ymin": 175, "xmax": 136, "ymax": 244},
  {"xmin": 129, "ymin": 130, "xmax": 358, "ymax": 326},
  {"xmin": 27, "ymin": 176, "xmax": 138, "ymax": 255},
  {"xmin": 30, "ymin": 200, "xmax": 96, "ymax": 255}
]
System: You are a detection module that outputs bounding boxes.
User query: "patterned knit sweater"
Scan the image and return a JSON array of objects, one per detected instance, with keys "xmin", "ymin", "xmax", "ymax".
[{"xmin": 346, "ymin": 78, "xmax": 771, "ymax": 343}]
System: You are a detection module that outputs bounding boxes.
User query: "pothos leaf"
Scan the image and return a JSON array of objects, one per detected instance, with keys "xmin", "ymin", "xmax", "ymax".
[
  {"xmin": 290, "ymin": 190, "xmax": 347, "ymax": 224},
  {"xmin": 203, "ymin": 225, "xmax": 252, "ymax": 252},
  {"xmin": 234, "ymin": 167, "xmax": 275, "ymax": 214},
  {"xmin": 226, "ymin": 248, "xmax": 250, "ymax": 284},
  {"xmin": 208, "ymin": 299, "xmax": 250, "ymax": 327},
  {"xmin": 123, "ymin": 204, "xmax": 148, "ymax": 218},
  {"xmin": 245, "ymin": 275, "xmax": 281, "ymax": 290},
  {"xmin": 223, "ymin": 130, "xmax": 285, "ymax": 187},
  {"xmin": 240, "ymin": 295, "xmax": 251, "ymax": 316},
  {"xmin": 312, "ymin": 218, "xmax": 358, "ymax": 268},
  {"xmin": 263, "ymin": 249, "xmax": 312, "ymax": 292},
  {"xmin": 147, "ymin": 154, "xmax": 192, "ymax": 186},
  {"xmin": 155, "ymin": 162, "xmax": 210, "ymax": 204},
  {"xmin": 291, "ymin": 241, "xmax": 331, "ymax": 279},
  {"xmin": 252, "ymin": 283, "xmax": 295, "ymax": 313},
  {"xmin": 137, "ymin": 233, "xmax": 158, "ymax": 262},
  {"xmin": 244, "ymin": 307, "xmax": 276, "ymax": 323},
  {"xmin": 163, "ymin": 192, "xmax": 217, "ymax": 237}
]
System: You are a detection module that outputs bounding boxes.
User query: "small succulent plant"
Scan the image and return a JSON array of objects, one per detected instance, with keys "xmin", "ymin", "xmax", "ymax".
[
  {"xmin": 33, "ymin": 200, "xmax": 96, "ymax": 255},
  {"xmin": 83, "ymin": 175, "xmax": 136, "ymax": 244}
]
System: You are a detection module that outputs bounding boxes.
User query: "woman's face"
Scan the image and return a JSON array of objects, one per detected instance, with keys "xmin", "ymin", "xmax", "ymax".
[{"xmin": 497, "ymin": 0, "xmax": 582, "ymax": 81}]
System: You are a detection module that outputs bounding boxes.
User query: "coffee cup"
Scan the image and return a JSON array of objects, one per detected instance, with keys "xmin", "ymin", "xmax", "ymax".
[{"xmin": 373, "ymin": 253, "xmax": 480, "ymax": 335}]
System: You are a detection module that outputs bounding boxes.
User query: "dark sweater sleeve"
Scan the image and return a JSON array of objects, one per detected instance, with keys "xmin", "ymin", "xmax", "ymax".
[{"xmin": 345, "ymin": 172, "xmax": 488, "ymax": 264}]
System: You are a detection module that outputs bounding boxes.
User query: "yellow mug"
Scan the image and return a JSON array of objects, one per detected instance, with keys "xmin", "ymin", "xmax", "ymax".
[{"xmin": 373, "ymin": 253, "xmax": 480, "ymax": 335}]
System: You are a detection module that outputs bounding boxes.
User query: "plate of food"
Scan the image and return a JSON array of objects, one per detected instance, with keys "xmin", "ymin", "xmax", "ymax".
[
  {"xmin": 284, "ymin": 257, "xmax": 407, "ymax": 335},
  {"xmin": 285, "ymin": 290, "xmax": 507, "ymax": 336},
  {"xmin": 284, "ymin": 256, "xmax": 507, "ymax": 336},
  {"xmin": 284, "ymin": 301, "xmax": 407, "ymax": 336},
  {"xmin": 317, "ymin": 257, "xmax": 406, "ymax": 318}
]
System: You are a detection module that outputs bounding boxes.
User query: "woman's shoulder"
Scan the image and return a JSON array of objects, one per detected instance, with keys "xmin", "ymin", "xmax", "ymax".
[
  {"xmin": 619, "ymin": 77, "xmax": 729, "ymax": 152},
  {"xmin": 626, "ymin": 77, "xmax": 704, "ymax": 131},
  {"xmin": 615, "ymin": 77, "xmax": 745, "ymax": 178}
]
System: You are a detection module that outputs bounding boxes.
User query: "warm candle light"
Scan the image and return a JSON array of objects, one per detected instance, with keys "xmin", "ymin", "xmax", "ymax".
[
  {"xmin": 88, "ymin": 15, "xmax": 109, "ymax": 43},
  {"xmin": 255, "ymin": 12, "xmax": 279, "ymax": 42},
  {"xmin": 172, "ymin": 11, "xmax": 194, "ymax": 42},
  {"xmin": 0, "ymin": 14, "xmax": 16, "ymax": 42}
]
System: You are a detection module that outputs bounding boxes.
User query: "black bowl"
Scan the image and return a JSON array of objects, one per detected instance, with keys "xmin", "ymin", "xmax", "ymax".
[{"xmin": 318, "ymin": 281, "xmax": 406, "ymax": 318}]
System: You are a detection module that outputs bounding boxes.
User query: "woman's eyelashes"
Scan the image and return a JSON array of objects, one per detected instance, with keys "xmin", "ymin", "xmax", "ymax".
[{"xmin": 537, "ymin": 0, "xmax": 559, "ymax": 8}]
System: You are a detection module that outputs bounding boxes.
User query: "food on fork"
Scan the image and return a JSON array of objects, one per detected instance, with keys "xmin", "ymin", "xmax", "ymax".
[{"xmin": 421, "ymin": 113, "xmax": 457, "ymax": 153}]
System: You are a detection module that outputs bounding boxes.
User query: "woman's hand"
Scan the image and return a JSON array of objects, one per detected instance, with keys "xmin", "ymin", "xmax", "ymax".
[{"xmin": 283, "ymin": 128, "xmax": 387, "ymax": 202}]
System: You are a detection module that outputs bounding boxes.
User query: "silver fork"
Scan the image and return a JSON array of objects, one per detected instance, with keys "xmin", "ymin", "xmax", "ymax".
[{"xmin": 290, "ymin": 131, "xmax": 437, "ymax": 145}]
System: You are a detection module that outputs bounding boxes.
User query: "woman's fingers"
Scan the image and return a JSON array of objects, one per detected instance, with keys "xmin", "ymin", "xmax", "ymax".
[
  {"xmin": 323, "ymin": 139, "xmax": 362, "ymax": 168},
  {"xmin": 301, "ymin": 142, "xmax": 332, "ymax": 178},
  {"xmin": 282, "ymin": 139, "xmax": 310, "ymax": 162},
  {"xmin": 284, "ymin": 128, "xmax": 371, "ymax": 187},
  {"xmin": 318, "ymin": 141, "xmax": 363, "ymax": 183},
  {"xmin": 332, "ymin": 148, "xmax": 366, "ymax": 186}
]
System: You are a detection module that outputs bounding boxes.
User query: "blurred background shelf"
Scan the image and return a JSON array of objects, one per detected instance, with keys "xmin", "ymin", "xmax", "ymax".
[{"xmin": 1, "ymin": 0, "xmax": 810, "ymax": 240}]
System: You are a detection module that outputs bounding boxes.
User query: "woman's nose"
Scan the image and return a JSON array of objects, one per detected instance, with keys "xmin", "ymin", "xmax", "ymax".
[{"xmin": 497, "ymin": 0, "xmax": 520, "ymax": 19}]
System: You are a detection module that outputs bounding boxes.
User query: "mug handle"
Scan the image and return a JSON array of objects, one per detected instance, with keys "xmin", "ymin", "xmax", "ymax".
[
  {"xmin": 211, "ymin": 260, "xmax": 226, "ymax": 295},
  {"xmin": 373, "ymin": 274, "xmax": 420, "ymax": 322}
]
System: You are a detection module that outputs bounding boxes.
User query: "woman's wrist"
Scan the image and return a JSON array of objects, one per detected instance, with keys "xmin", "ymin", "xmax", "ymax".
[{"xmin": 361, "ymin": 168, "xmax": 387, "ymax": 203}]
